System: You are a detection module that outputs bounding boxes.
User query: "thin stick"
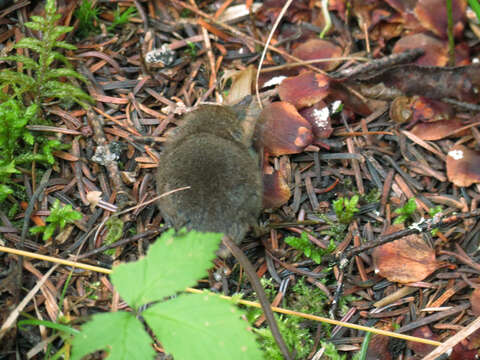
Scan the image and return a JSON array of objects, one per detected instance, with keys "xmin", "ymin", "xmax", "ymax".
[
  {"xmin": 422, "ymin": 316, "xmax": 480, "ymax": 360},
  {"xmin": 0, "ymin": 245, "xmax": 444, "ymax": 347},
  {"xmin": 0, "ymin": 265, "xmax": 59, "ymax": 341},
  {"xmin": 255, "ymin": 0, "xmax": 293, "ymax": 108}
]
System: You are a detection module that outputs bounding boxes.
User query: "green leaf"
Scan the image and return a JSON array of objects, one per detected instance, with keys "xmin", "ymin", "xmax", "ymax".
[
  {"xmin": 0, "ymin": 69, "xmax": 35, "ymax": 88},
  {"xmin": 41, "ymin": 80, "xmax": 93, "ymax": 104},
  {"xmin": 14, "ymin": 38, "xmax": 44, "ymax": 53},
  {"xmin": 143, "ymin": 292, "xmax": 263, "ymax": 360},
  {"xmin": 322, "ymin": 341, "xmax": 346, "ymax": 360},
  {"xmin": 71, "ymin": 312, "xmax": 155, "ymax": 360},
  {"xmin": 45, "ymin": 0, "xmax": 57, "ymax": 16},
  {"xmin": 111, "ymin": 229, "xmax": 222, "ymax": 308},
  {"xmin": 30, "ymin": 226, "xmax": 46, "ymax": 235},
  {"xmin": 43, "ymin": 224, "xmax": 56, "ymax": 241},
  {"xmin": 28, "ymin": 16, "xmax": 47, "ymax": 25},
  {"xmin": 44, "ymin": 68, "xmax": 87, "ymax": 82},
  {"xmin": 53, "ymin": 40, "xmax": 77, "ymax": 50},
  {"xmin": 0, "ymin": 161, "xmax": 20, "ymax": 176},
  {"xmin": 404, "ymin": 198, "xmax": 417, "ymax": 214},
  {"xmin": 0, "ymin": 55, "xmax": 39, "ymax": 69},
  {"xmin": 24, "ymin": 20, "xmax": 45, "ymax": 31},
  {"xmin": 18, "ymin": 319, "xmax": 79, "ymax": 335},
  {"xmin": 0, "ymin": 184, "xmax": 13, "ymax": 202},
  {"xmin": 50, "ymin": 26, "xmax": 74, "ymax": 40}
]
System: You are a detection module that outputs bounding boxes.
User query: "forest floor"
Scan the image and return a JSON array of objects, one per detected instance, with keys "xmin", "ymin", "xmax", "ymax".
[{"xmin": 1, "ymin": 0, "xmax": 480, "ymax": 359}]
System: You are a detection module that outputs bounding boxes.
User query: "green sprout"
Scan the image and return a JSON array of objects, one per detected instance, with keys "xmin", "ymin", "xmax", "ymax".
[
  {"xmin": 393, "ymin": 197, "xmax": 417, "ymax": 225},
  {"xmin": 108, "ymin": 6, "xmax": 137, "ymax": 31},
  {"xmin": 333, "ymin": 195, "xmax": 359, "ymax": 224},
  {"xmin": 30, "ymin": 199, "xmax": 82, "ymax": 241},
  {"xmin": 74, "ymin": 0, "xmax": 100, "ymax": 37},
  {"xmin": 285, "ymin": 232, "xmax": 335, "ymax": 264}
]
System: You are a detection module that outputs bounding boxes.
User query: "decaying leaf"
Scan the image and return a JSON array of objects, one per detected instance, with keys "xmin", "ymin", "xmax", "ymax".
[
  {"xmin": 446, "ymin": 145, "xmax": 480, "ymax": 187},
  {"xmin": 407, "ymin": 326, "xmax": 438, "ymax": 356},
  {"xmin": 470, "ymin": 288, "xmax": 480, "ymax": 316},
  {"xmin": 372, "ymin": 225, "xmax": 438, "ymax": 283},
  {"xmin": 224, "ymin": 65, "xmax": 255, "ymax": 105},
  {"xmin": 392, "ymin": 33, "xmax": 448, "ymax": 66},
  {"xmin": 411, "ymin": 118, "xmax": 468, "ymax": 140},
  {"xmin": 366, "ymin": 334, "xmax": 393, "ymax": 360},
  {"xmin": 414, "ymin": 0, "xmax": 467, "ymax": 39}
]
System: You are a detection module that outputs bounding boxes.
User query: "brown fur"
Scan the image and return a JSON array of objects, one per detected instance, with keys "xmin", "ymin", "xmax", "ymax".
[{"xmin": 156, "ymin": 104, "xmax": 262, "ymax": 244}]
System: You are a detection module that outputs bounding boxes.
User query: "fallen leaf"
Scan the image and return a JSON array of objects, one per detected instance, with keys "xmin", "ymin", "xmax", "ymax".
[
  {"xmin": 393, "ymin": 33, "xmax": 448, "ymax": 66},
  {"xmin": 407, "ymin": 326, "xmax": 438, "ymax": 356},
  {"xmin": 373, "ymin": 225, "xmax": 438, "ymax": 283},
  {"xmin": 446, "ymin": 145, "xmax": 480, "ymax": 187},
  {"xmin": 470, "ymin": 288, "xmax": 480, "ymax": 316},
  {"xmin": 411, "ymin": 118, "xmax": 468, "ymax": 141}
]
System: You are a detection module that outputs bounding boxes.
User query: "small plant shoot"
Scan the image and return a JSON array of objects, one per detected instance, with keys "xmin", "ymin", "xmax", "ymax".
[
  {"xmin": 333, "ymin": 195, "xmax": 359, "ymax": 224},
  {"xmin": 0, "ymin": 0, "xmax": 92, "ymax": 108},
  {"xmin": 108, "ymin": 6, "xmax": 137, "ymax": 31},
  {"xmin": 71, "ymin": 229, "xmax": 263, "ymax": 360},
  {"xmin": 285, "ymin": 232, "xmax": 335, "ymax": 264},
  {"xmin": 30, "ymin": 199, "xmax": 82, "ymax": 241},
  {"xmin": 393, "ymin": 197, "xmax": 417, "ymax": 224}
]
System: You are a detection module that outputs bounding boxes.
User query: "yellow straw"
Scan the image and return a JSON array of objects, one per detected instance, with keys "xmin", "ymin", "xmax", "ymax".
[{"xmin": 0, "ymin": 245, "xmax": 442, "ymax": 347}]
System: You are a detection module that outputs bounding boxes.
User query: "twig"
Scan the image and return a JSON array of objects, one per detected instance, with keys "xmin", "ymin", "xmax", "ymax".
[
  {"xmin": 255, "ymin": 0, "xmax": 293, "ymax": 108},
  {"xmin": 422, "ymin": 312, "xmax": 480, "ymax": 359}
]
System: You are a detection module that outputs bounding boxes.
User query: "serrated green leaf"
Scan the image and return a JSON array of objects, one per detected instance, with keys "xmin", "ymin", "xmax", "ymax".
[
  {"xmin": 0, "ymin": 55, "xmax": 39, "ymax": 69},
  {"xmin": 14, "ymin": 38, "xmax": 43, "ymax": 53},
  {"xmin": 40, "ymin": 80, "xmax": 93, "ymax": 106},
  {"xmin": 144, "ymin": 293, "xmax": 263, "ymax": 360},
  {"xmin": 71, "ymin": 312, "xmax": 155, "ymax": 360},
  {"xmin": 111, "ymin": 229, "xmax": 222, "ymax": 308},
  {"xmin": 53, "ymin": 40, "xmax": 76, "ymax": 50},
  {"xmin": 50, "ymin": 26, "xmax": 74, "ymax": 40},
  {"xmin": 0, "ymin": 184, "xmax": 14, "ymax": 202},
  {"xmin": 24, "ymin": 21, "xmax": 44, "ymax": 31},
  {"xmin": 46, "ymin": 51, "xmax": 68, "ymax": 66},
  {"xmin": 0, "ymin": 161, "xmax": 20, "ymax": 176},
  {"xmin": 44, "ymin": 68, "xmax": 87, "ymax": 82},
  {"xmin": 0, "ymin": 69, "xmax": 35, "ymax": 88},
  {"xmin": 28, "ymin": 16, "xmax": 47, "ymax": 25},
  {"xmin": 45, "ymin": 0, "xmax": 56, "ymax": 15}
]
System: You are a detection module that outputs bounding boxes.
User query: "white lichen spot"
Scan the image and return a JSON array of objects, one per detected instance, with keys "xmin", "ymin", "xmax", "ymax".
[
  {"xmin": 312, "ymin": 107, "xmax": 330, "ymax": 130},
  {"xmin": 448, "ymin": 149, "xmax": 464, "ymax": 160},
  {"xmin": 409, "ymin": 217, "xmax": 425, "ymax": 232},
  {"xmin": 262, "ymin": 76, "xmax": 287, "ymax": 88},
  {"xmin": 331, "ymin": 100, "xmax": 342, "ymax": 113},
  {"xmin": 145, "ymin": 44, "xmax": 175, "ymax": 65},
  {"xmin": 374, "ymin": 267, "xmax": 380, "ymax": 274}
]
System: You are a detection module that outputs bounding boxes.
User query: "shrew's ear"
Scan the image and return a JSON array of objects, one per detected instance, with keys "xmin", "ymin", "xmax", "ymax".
[{"xmin": 229, "ymin": 95, "xmax": 262, "ymax": 147}]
